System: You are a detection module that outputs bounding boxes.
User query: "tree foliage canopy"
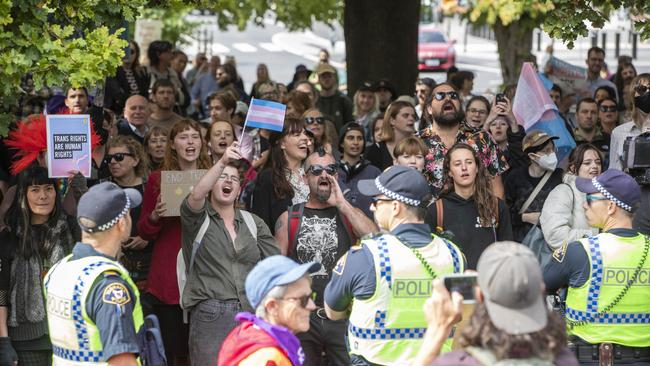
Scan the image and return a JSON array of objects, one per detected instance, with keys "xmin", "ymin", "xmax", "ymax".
[{"xmin": 468, "ymin": 0, "xmax": 650, "ymax": 48}]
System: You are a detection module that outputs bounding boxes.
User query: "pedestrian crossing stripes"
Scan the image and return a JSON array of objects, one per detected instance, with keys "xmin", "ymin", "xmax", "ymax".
[
  {"xmin": 232, "ymin": 42, "xmax": 258, "ymax": 53},
  {"xmin": 259, "ymin": 42, "xmax": 283, "ymax": 52}
]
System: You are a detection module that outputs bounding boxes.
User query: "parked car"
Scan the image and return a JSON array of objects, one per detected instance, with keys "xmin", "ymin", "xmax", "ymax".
[{"xmin": 418, "ymin": 25, "xmax": 456, "ymax": 71}]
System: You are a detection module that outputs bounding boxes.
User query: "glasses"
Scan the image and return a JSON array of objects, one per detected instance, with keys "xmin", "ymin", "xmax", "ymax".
[
  {"xmin": 370, "ymin": 197, "xmax": 394, "ymax": 207},
  {"xmin": 433, "ymin": 91, "xmax": 459, "ymax": 101},
  {"xmin": 600, "ymin": 105, "xmax": 617, "ymax": 112},
  {"xmin": 304, "ymin": 117, "xmax": 325, "ymax": 125},
  {"xmin": 105, "ymin": 152, "xmax": 134, "ymax": 163},
  {"xmin": 280, "ymin": 292, "xmax": 316, "ymax": 308},
  {"xmin": 635, "ymin": 85, "xmax": 649, "ymax": 96},
  {"xmin": 218, "ymin": 173, "xmax": 240, "ymax": 183},
  {"xmin": 308, "ymin": 164, "xmax": 337, "ymax": 176},
  {"xmin": 586, "ymin": 194, "xmax": 609, "ymax": 205},
  {"xmin": 468, "ymin": 108, "xmax": 487, "ymax": 115}
]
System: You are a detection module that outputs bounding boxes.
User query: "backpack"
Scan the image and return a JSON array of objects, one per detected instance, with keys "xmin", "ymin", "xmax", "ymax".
[
  {"xmin": 286, "ymin": 203, "xmax": 356, "ymax": 257},
  {"xmin": 176, "ymin": 210, "xmax": 258, "ymax": 310}
]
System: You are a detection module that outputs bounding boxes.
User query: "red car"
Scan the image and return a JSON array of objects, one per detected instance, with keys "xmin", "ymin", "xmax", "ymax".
[{"xmin": 418, "ymin": 25, "xmax": 456, "ymax": 71}]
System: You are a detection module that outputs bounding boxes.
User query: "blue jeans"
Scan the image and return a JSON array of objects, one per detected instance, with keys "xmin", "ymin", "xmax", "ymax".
[{"xmin": 189, "ymin": 299, "xmax": 241, "ymax": 366}]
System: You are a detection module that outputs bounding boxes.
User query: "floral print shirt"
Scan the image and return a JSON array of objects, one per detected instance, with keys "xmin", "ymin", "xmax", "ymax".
[{"xmin": 418, "ymin": 127, "xmax": 509, "ymax": 196}]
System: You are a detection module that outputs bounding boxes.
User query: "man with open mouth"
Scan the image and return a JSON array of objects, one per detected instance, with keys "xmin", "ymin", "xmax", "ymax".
[{"xmin": 274, "ymin": 147, "xmax": 377, "ymax": 365}]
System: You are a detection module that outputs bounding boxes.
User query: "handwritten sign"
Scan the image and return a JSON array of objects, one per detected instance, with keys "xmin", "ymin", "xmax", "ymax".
[
  {"xmin": 160, "ymin": 170, "xmax": 207, "ymax": 216},
  {"xmin": 46, "ymin": 114, "xmax": 92, "ymax": 178}
]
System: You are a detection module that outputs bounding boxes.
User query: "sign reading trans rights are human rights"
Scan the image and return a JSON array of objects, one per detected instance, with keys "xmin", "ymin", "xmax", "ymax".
[{"xmin": 46, "ymin": 114, "xmax": 92, "ymax": 178}]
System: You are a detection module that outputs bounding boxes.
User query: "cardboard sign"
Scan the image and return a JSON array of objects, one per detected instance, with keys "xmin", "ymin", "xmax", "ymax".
[
  {"xmin": 160, "ymin": 170, "xmax": 207, "ymax": 217},
  {"xmin": 546, "ymin": 56, "xmax": 588, "ymax": 96},
  {"xmin": 46, "ymin": 114, "xmax": 92, "ymax": 178}
]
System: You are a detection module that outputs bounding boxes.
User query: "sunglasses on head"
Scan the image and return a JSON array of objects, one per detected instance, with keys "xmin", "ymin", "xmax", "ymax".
[
  {"xmin": 308, "ymin": 164, "xmax": 337, "ymax": 176},
  {"xmin": 635, "ymin": 85, "xmax": 649, "ymax": 95},
  {"xmin": 304, "ymin": 117, "xmax": 325, "ymax": 125},
  {"xmin": 105, "ymin": 152, "xmax": 134, "ymax": 163},
  {"xmin": 280, "ymin": 292, "xmax": 316, "ymax": 308},
  {"xmin": 600, "ymin": 105, "xmax": 617, "ymax": 113},
  {"xmin": 433, "ymin": 91, "xmax": 459, "ymax": 101}
]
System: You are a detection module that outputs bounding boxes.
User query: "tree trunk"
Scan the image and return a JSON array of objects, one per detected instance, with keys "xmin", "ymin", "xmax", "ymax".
[
  {"xmin": 344, "ymin": 0, "xmax": 420, "ymax": 98},
  {"xmin": 493, "ymin": 18, "xmax": 534, "ymax": 86}
]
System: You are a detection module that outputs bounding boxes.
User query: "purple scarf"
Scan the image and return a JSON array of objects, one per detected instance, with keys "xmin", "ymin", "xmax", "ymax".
[{"xmin": 235, "ymin": 312, "xmax": 305, "ymax": 366}]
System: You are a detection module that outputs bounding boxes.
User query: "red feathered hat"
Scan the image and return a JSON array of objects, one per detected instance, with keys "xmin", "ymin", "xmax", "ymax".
[{"xmin": 5, "ymin": 114, "xmax": 101, "ymax": 175}]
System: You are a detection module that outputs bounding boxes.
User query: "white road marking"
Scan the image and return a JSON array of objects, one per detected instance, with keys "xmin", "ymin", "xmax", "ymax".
[
  {"xmin": 259, "ymin": 42, "xmax": 283, "ymax": 52},
  {"xmin": 232, "ymin": 42, "xmax": 258, "ymax": 53},
  {"xmin": 211, "ymin": 43, "xmax": 230, "ymax": 54}
]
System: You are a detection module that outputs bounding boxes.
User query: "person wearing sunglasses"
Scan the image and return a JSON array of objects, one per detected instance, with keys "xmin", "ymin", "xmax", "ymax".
[
  {"xmin": 542, "ymin": 170, "xmax": 650, "ymax": 364},
  {"xmin": 609, "ymin": 73, "xmax": 650, "ymax": 171},
  {"xmin": 324, "ymin": 166, "xmax": 465, "ymax": 366},
  {"xmin": 302, "ymin": 108, "xmax": 336, "ymax": 158},
  {"xmin": 103, "ymin": 135, "xmax": 152, "ymax": 290},
  {"xmin": 184, "ymin": 142, "xmax": 279, "ymax": 364},
  {"xmin": 274, "ymin": 147, "xmax": 376, "ymax": 365},
  {"xmin": 419, "ymin": 83, "xmax": 508, "ymax": 199},
  {"xmin": 218, "ymin": 255, "xmax": 321, "ymax": 365},
  {"xmin": 596, "ymin": 97, "xmax": 619, "ymax": 134}
]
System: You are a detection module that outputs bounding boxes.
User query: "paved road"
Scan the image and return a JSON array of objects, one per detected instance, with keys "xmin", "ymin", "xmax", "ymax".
[{"xmin": 181, "ymin": 15, "xmax": 649, "ymax": 96}]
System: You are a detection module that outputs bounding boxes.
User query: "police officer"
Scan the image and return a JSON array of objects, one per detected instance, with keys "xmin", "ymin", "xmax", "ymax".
[
  {"xmin": 543, "ymin": 170, "xmax": 650, "ymax": 365},
  {"xmin": 324, "ymin": 166, "xmax": 465, "ymax": 366},
  {"xmin": 44, "ymin": 182, "xmax": 144, "ymax": 365}
]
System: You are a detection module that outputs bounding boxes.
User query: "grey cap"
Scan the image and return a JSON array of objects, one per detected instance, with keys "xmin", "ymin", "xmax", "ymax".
[
  {"xmin": 77, "ymin": 182, "xmax": 142, "ymax": 233},
  {"xmin": 477, "ymin": 242, "xmax": 548, "ymax": 335},
  {"xmin": 357, "ymin": 165, "xmax": 431, "ymax": 207}
]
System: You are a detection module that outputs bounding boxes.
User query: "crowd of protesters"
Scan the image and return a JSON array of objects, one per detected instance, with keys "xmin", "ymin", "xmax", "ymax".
[{"xmin": 0, "ymin": 37, "xmax": 649, "ymax": 366}]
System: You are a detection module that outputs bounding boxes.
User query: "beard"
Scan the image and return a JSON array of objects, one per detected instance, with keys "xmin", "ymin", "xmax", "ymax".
[
  {"xmin": 433, "ymin": 108, "xmax": 465, "ymax": 128},
  {"xmin": 315, "ymin": 187, "xmax": 331, "ymax": 202}
]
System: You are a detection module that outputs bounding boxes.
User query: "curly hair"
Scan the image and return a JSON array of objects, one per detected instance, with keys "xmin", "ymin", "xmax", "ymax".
[
  {"xmin": 443, "ymin": 143, "xmax": 497, "ymax": 227},
  {"xmin": 105, "ymin": 135, "xmax": 150, "ymax": 178},
  {"xmin": 459, "ymin": 302, "xmax": 567, "ymax": 361}
]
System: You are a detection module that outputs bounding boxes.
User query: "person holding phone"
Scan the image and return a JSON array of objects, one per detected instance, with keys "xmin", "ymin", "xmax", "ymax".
[
  {"xmin": 412, "ymin": 242, "xmax": 578, "ymax": 366},
  {"xmin": 324, "ymin": 166, "xmax": 465, "ymax": 366}
]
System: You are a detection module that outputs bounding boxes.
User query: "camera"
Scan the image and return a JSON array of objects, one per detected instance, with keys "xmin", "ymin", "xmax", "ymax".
[{"xmin": 623, "ymin": 133, "xmax": 650, "ymax": 186}]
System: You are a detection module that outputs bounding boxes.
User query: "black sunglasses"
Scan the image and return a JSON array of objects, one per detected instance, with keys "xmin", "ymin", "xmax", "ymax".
[
  {"xmin": 600, "ymin": 105, "xmax": 617, "ymax": 113},
  {"xmin": 304, "ymin": 117, "xmax": 325, "ymax": 125},
  {"xmin": 105, "ymin": 152, "xmax": 134, "ymax": 163},
  {"xmin": 308, "ymin": 164, "xmax": 337, "ymax": 176},
  {"xmin": 370, "ymin": 197, "xmax": 394, "ymax": 205},
  {"xmin": 433, "ymin": 91, "xmax": 459, "ymax": 101},
  {"xmin": 280, "ymin": 292, "xmax": 316, "ymax": 308}
]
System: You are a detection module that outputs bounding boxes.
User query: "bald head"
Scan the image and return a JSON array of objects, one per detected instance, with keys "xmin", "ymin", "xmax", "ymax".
[{"xmin": 124, "ymin": 95, "xmax": 150, "ymax": 126}]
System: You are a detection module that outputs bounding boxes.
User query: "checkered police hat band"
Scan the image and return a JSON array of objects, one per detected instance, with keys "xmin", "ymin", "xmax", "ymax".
[
  {"xmin": 84, "ymin": 195, "xmax": 131, "ymax": 233},
  {"xmin": 374, "ymin": 177, "xmax": 421, "ymax": 207},
  {"xmin": 592, "ymin": 178, "xmax": 632, "ymax": 212}
]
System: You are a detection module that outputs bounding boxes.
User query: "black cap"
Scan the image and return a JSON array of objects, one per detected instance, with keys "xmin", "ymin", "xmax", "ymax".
[
  {"xmin": 358, "ymin": 166, "xmax": 431, "ymax": 207},
  {"xmin": 77, "ymin": 182, "xmax": 142, "ymax": 233},
  {"xmin": 338, "ymin": 122, "xmax": 366, "ymax": 153},
  {"xmin": 295, "ymin": 64, "xmax": 311, "ymax": 75},
  {"xmin": 358, "ymin": 81, "xmax": 375, "ymax": 92},
  {"xmin": 373, "ymin": 79, "xmax": 396, "ymax": 97}
]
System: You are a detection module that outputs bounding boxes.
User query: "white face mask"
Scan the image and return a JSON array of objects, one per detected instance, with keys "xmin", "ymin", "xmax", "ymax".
[{"xmin": 535, "ymin": 152, "xmax": 558, "ymax": 171}]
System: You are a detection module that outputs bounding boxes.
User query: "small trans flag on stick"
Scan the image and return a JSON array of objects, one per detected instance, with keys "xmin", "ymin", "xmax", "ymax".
[{"xmin": 243, "ymin": 97, "xmax": 286, "ymax": 132}]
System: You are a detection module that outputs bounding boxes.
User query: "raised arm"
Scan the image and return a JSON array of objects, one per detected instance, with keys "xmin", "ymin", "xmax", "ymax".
[
  {"xmin": 327, "ymin": 175, "xmax": 378, "ymax": 237},
  {"xmin": 188, "ymin": 142, "xmax": 242, "ymax": 211}
]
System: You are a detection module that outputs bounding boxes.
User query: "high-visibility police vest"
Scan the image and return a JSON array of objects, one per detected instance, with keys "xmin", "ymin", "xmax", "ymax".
[
  {"xmin": 565, "ymin": 233, "xmax": 650, "ymax": 347},
  {"xmin": 348, "ymin": 234, "xmax": 464, "ymax": 365},
  {"xmin": 43, "ymin": 254, "xmax": 144, "ymax": 365}
]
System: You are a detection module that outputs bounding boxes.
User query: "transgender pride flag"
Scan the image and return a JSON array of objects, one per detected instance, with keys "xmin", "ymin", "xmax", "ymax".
[
  {"xmin": 243, "ymin": 98, "xmax": 286, "ymax": 132},
  {"xmin": 513, "ymin": 63, "xmax": 576, "ymax": 162}
]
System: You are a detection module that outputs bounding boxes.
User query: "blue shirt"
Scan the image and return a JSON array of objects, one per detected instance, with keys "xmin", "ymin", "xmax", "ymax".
[
  {"xmin": 191, "ymin": 73, "xmax": 219, "ymax": 116},
  {"xmin": 72, "ymin": 243, "xmax": 140, "ymax": 360},
  {"xmin": 324, "ymin": 223, "xmax": 437, "ymax": 312}
]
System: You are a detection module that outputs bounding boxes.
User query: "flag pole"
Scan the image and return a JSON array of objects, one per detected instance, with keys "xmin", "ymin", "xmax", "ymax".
[{"xmin": 241, "ymin": 97, "xmax": 254, "ymax": 132}]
